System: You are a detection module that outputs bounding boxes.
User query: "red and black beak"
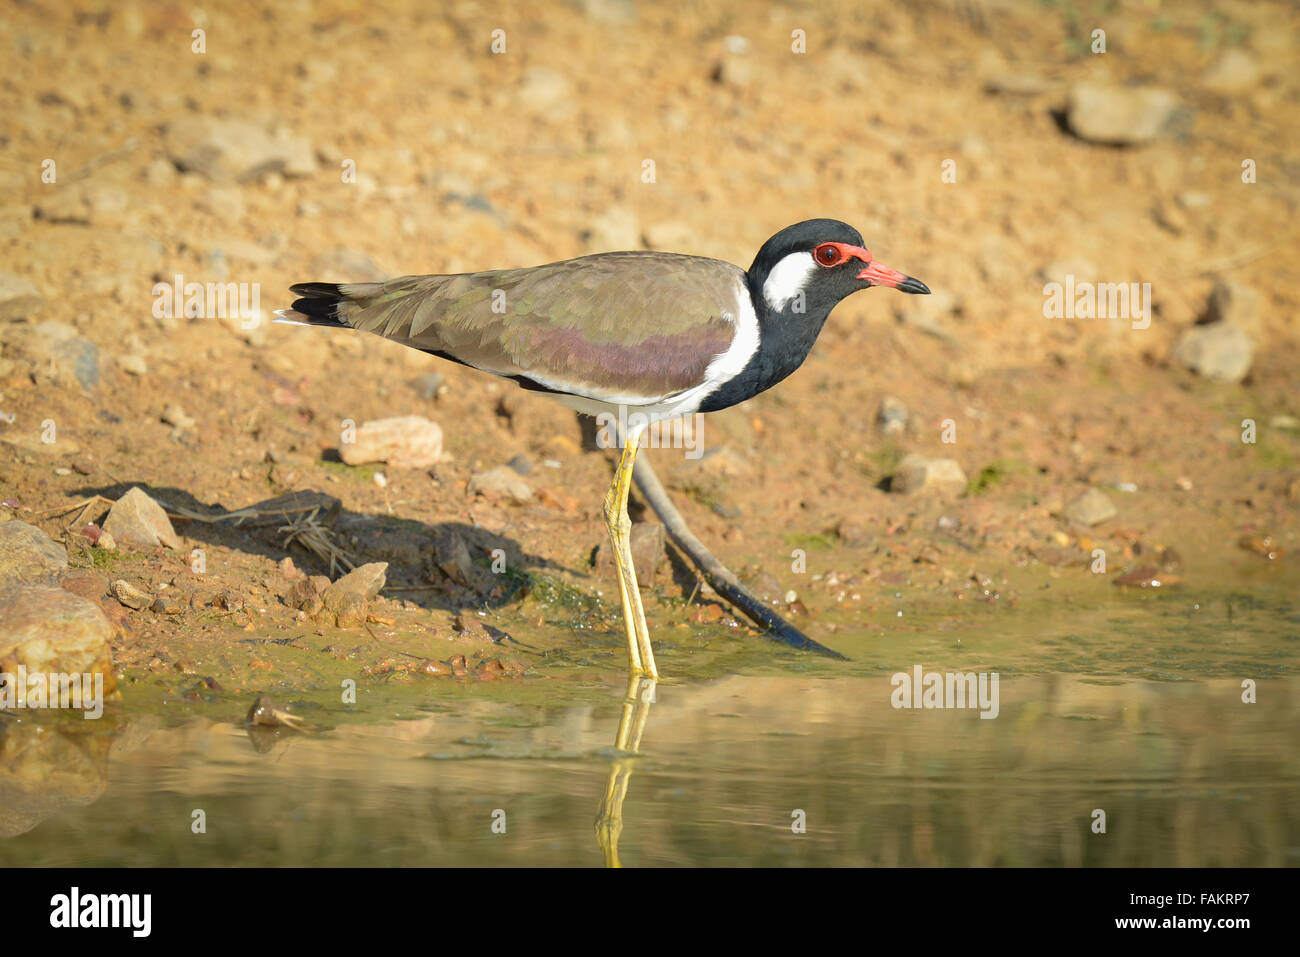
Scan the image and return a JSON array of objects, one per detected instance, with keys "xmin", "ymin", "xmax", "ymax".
[{"xmin": 857, "ymin": 260, "xmax": 931, "ymax": 295}]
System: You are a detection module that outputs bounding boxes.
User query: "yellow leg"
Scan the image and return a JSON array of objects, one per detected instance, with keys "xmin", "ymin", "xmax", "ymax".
[
  {"xmin": 595, "ymin": 675, "xmax": 657, "ymax": 867},
  {"xmin": 602, "ymin": 429, "xmax": 659, "ymax": 678}
]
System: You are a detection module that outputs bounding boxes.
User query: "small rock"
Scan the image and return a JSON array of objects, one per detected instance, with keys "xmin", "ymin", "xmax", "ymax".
[
  {"xmin": 876, "ymin": 396, "xmax": 908, "ymax": 436},
  {"xmin": 453, "ymin": 613, "xmax": 493, "ymax": 643},
  {"xmin": 1063, "ymin": 488, "xmax": 1118, "ymax": 527},
  {"xmin": 410, "ymin": 371, "xmax": 444, "ymax": 400},
  {"xmin": 425, "ymin": 529, "xmax": 477, "ymax": 588},
  {"xmin": 1238, "ymin": 534, "xmax": 1284, "ymax": 561},
  {"xmin": 339, "ymin": 416, "xmax": 443, "ymax": 469},
  {"xmin": 161, "ymin": 404, "xmax": 195, "ymax": 431},
  {"xmin": 150, "ymin": 595, "xmax": 182, "ymax": 615},
  {"xmin": 467, "ymin": 466, "xmax": 534, "ymax": 504},
  {"xmin": 1172, "ymin": 322, "xmax": 1254, "ymax": 383},
  {"xmin": 102, "ymin": 487, "xmax": 181, "ymax": 549},
  {"xmin": 506, "ymin": 454, "xmax": 534, "ymax": 476},
  {"xmin": 0, "ymin": 521, "xmax": 69, "ymax": 586},
  {"xmin": 322, "ymin": 562, "xmax": 388, "ymax": 621},
  {"xmin": 109, "ymin": 579, "xmax": 152, "ymax": 610},
  {"xmin": 1113, "ymin": 565, "xmax": 1181, "ymax": 588},
  {"xmin": 1203, "ymin": 49, "xmax": 1261, "ymax": 93},
  {"xmin": 891, "ymin": 454, "xmax": 968, "ymax": 499},
  {"xmin": 96, "ymin": 530, "xmax": 116, "ymax": 551},
  {"xmin": 278, "ymin": 556, "xmax": 300, "ymax": 580},
  {"xmin": 1201, "ymin": 279, "xmax": 1259, "ymax": 335},
  {"xmin": 1066, "ymin": 84, "xmax": 1178, "ymax": 145},
  {"xmin": 119, "ymin": 354, "xmax": 148, "ymax": 376},
  {"xmin": 0, "ymin": 272, "xmax": 43, "ymax": 320},
  {"xmin": 165, "ymin": 116, "xmax": 317, "ymax": 182},
  {"xmin": 285, "ymin": 575, "xmax": 329, "ymax": 615}
]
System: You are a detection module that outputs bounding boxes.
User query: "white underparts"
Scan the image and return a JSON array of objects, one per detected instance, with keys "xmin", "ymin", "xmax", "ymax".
[{"xmin": 761, "ymin": 251, "xmax": 817, "ymax": 312}]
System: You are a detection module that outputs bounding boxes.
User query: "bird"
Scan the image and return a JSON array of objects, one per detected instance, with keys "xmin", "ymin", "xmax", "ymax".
[{"xmin": 278, "ymin": 219, "xmax": 929, "ymax": 679}]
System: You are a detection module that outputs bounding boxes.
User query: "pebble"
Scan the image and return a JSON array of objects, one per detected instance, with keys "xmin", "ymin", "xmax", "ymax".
[
  {"xmin": 102, "ymin": 486, "xmax": 181, "ymax": 549},
  {"xmin": 109, "ymin": 578, "xmax": 152, "ymax": 610},
  {"xmin": 0, "ymin": 521, "xmax": 69, "ymax": 586},
  {"xmin": 1066, "ymin": 84, "xmax": 1178, "ymax": 144},
  {"xmin": 467, "ymin": 466, "xmax": 534, "ymax": 505},
  {"xmin": 165, "ymin": 116, "xmax": 317, "ymax": 182},
  {"xmin": 875, "ymin": 396, "xmax": 908, "ymax": 436},
  {"xmin": 119, "ymin": 354, "xmax": 148, "ymax": 376},
  {"xmin": 340, "ymin": 416, "xmax": 443, "ymax": 469},
  {"xmin": 891, "ymin": 454, "xmax": 968, "ymax": 499},
  {"xmin": 1172, "ymin": 322, "xmax": 1254, "ymax": 383},
  {"xmin": 0, "ymin": 272, "xmax": 43, "ymax": 320},
  {"xmin": 1202, "ymin": 279, "xmax": 1259, "ymax": 335},
  {"xmin": 161, "ymin": 404, "xmax": 195, "ymax": 430},
  {"xmin": 1063, "ymin": 488, "xmax": 1118, "ymax": 527},
  {"xmin": 1203, "ymin": 49, "xmax": 1261, "ymax": 93}
]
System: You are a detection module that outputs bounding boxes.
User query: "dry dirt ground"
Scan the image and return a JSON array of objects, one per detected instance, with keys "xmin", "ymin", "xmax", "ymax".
[{"xmin": 1, "ymin": 0, "xmax": 1297, "ymax": 700}]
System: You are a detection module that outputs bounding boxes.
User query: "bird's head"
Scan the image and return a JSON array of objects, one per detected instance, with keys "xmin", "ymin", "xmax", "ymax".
[{"xmin": 748, "ymin": 219, "xmax": 930, "ymax": 317}]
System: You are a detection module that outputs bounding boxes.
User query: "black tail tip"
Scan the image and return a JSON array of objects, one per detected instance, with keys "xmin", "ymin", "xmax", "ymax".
[{"xmin": 288, "ymin": 282, "xmax": 347, "ymax": 326}]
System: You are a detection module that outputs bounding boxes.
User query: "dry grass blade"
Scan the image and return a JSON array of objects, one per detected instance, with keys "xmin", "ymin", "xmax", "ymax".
[{"xmin": 276, "ymin": 507, "xmax": 355, "ymax": 577}]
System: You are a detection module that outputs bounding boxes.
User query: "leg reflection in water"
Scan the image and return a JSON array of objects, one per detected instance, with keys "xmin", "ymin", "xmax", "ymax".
[{"xmin": 595, "ymin": 675, "xmax": 657, "ymax": 867}]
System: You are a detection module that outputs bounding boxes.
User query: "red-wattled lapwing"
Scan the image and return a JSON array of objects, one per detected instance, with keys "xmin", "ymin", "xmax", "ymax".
[{"xmin": 278, "ymin": 219, "xmax": 929, "ymax": 678}]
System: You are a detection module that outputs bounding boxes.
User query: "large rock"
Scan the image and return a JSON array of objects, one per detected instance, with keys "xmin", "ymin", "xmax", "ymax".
[
  {"xmin": 102, "ymin": 487, "xmax": 181, "ymax": 549},
  {"xmin": 0, "ymin": 521, "xmax": 68, "ymax": 586},
  {"xmin": 165, "ymin": 116, "xmax": 318, "ymax": 183},
  {"xmin": 0, "ymin": 585, "xmax": 116, "ymax": 693},
  {"xmin": 1172, "ymin": 322, "xmax": 1254, "ymax": 383},
  {"xmin": 322, "ymin": 562, "xmax": 387, "ymax": 627},
  {"xmin": 1066, "ymin": 84, "xmax": 1178, "ymax": 145},
  {"xmin": 891, "ymin": 454, "xmax": 968, "ymax": 499},
  {"xmin": 340, "ymin": 416, "xmax": 443, "ymax": 469}
]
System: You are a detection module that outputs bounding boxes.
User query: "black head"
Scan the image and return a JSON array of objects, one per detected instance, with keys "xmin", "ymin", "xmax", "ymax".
[{"xmin": 746, "ymin": 218, "xmax": 930, "ymax": 320}]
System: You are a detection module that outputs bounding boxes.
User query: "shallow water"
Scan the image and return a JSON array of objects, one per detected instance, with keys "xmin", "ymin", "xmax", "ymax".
[{"xmin": 3, "ymin": 575, "xmax": 1298, "ymax": 867}]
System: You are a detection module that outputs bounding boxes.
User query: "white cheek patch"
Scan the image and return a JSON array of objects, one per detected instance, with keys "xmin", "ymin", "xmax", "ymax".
[{"xmin": 761, "ymin": 251, "xmax": 818, "ymax": 312}]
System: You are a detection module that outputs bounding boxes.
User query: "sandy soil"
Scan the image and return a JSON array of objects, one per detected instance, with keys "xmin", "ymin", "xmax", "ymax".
[{"xmin": 1, "ymin": 0, "xmax": 1297, "ymax": 698}]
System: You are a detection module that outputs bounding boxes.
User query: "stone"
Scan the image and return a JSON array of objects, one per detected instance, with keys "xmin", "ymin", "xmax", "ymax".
[
  {"xmin": 1066, "ymin": 84, "xmax": 1178, "ymax": 145},
  {"xmin": 0, "ymin": 521, "xmax": 68, "ymax": 586},
  {"xmin": 1063, "ymin": 488, "xmax": 1117, "ymax": 527},
  {"xmin": 165, "ymin": 116, "xmax": 318, "ymax": 183},
  {"xmin": 425, "ymin": 530, "xmax": 477, "ymax": 588},
  {"xmin": 0, "ymin": 272, "xmax": 42, "ymax": 320},
  {"xmin": 1172, "ymin": 322, "xmax": 1254, "ymax": 383},
  {"xmin": 323, "ymin": 562, "xmax": 387, "ymax": 607},
  {"xmin": 891, "ymin": 454, "xmax": 968, "ymax": 499},
  {"xmin": 467, "ymin": 466, "xmax": 534, "ymax": 505},
  {"xmin": 0, "ymin": 585, "xmax": 116, "ymax": 693},
  {"xmin": 119, "ymin": 354, "xmax": 148, "ymax": 376},
  {"xmin": 102, "ymin": 487, "xmax": 181, "ymax": 549},
  {"xmin": 1202, "ymin": 279, "xmax": 1259, "ymax": 335},
  {"xmin": 30, "ymin": 321, "xmax": 99, "ymax": 388},
  {"xmin": 339, "ymin": 416, "xmax": 443, "ymax": 469},
  {"xmin": 285, "ymin": 575, "xmax": 329, "ymax": 616},
  {"xmin": 876, "ymin": 396, "xmax": 908, "ymax": 436},
  {"xmin": 161, "ymin": 404, "xmax": 195, "ymax": 431},
  {"xmin": 1203, "ymin": 49, "xmax": 1261, "ymax": 93},
  {"xmin": 109, "ymin": 579, "xmax": 152, "ymax": 610}
]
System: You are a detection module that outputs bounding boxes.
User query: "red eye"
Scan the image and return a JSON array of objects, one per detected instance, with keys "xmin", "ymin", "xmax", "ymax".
[{"xmin": 814, "ymin": 243, "xmax": 843, "ymax": 267}]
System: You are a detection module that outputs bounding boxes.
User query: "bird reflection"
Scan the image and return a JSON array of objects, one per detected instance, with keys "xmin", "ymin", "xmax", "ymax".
[{"xmin": 595, "ymin": 675, "xmax": 657, "ymax": 867}]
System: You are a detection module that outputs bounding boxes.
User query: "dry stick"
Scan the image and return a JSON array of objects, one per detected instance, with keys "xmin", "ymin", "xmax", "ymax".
[{"xmin": 632, "ymin": 455, "xmax": 847, "ymax": 660}]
